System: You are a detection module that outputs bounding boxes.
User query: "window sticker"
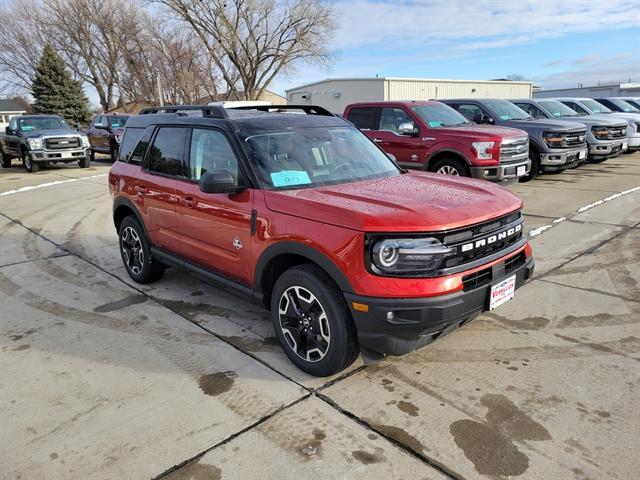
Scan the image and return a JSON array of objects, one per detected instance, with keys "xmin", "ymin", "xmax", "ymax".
[
  {"xmin": 428, "ymin": 121, "xmax": 445, "ymax": 127},
  {"xmin": 500, "ymin": 115, "xmax": 510, "ymax": 120},
  {"xmin": 270, "ymin": 170, "xmax": 311, "ymax": 187}
]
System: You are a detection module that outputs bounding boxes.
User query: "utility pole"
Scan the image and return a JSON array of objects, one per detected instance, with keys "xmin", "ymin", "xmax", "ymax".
[{"xmin": 156, "ymin": 73, "xmax": 164, "ymax": 106}]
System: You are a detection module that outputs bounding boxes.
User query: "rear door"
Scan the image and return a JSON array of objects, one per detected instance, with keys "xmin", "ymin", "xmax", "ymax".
[{"xmin": 174, "ymin": 127, "xmax": 254, "ymax": 284}]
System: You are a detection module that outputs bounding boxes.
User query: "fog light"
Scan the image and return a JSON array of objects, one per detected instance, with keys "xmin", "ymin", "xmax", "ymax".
[{"xmin": 386, "ymin": 311, "xmax": 395, "ymax": 321}]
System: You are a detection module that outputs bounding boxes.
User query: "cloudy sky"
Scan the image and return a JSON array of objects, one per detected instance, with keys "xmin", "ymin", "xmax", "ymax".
[{"xmin": 271, "ymin": 0, "xmax": 640, "ymax": 94}]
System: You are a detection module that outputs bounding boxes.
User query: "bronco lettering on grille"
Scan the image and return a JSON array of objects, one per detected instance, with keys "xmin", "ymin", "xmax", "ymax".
[{"xmin": 460, "ymin": 223, "xmax": 522, "ymax": 252}]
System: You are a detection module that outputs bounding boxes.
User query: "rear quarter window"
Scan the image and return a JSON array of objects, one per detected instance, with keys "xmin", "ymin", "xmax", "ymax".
[{"xmin": 120, "ymin": 127, "xmax": 154, "ymax": 164}]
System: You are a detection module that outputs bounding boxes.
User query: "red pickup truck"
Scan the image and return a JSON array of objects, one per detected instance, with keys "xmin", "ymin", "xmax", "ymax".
[{"xmin": 344, "ymin": 101, "xmax": 531, "ymax": 181}]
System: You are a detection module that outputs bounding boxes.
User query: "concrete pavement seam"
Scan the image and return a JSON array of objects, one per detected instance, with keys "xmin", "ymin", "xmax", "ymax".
[
  {"xmin": 537, "ymin": 277, "xmax": 640, "ymax": 305},
  {"xmin": 0, "ymin": 253, "xmax": 70, "ymax": 270}
]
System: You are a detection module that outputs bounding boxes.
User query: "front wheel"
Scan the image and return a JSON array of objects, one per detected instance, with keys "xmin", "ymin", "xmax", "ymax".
[
  {"xmin": 271, "ymin": 264, "xmax": 359, "ymax": 377},
  {"xmin": 519, "ymin": 151, "xmax": 540, "ymax": 182},
  {"xmin": 79, "ymin": 156, "xmax": 91, "ymax": 168},
  {"xmin": 430, "ymin": 158, "xmax": 470, "ymax": 177},
  {"xmin": 1, "ymin": 152, "xmax": 11, "ymax": 168},
  {"xmin": 22, "ymin": 151, "xmax": 39, "ymax": 173},
  {"xmin": 118, "ymin": 216, "xmax": 165, "ymax": 284}
]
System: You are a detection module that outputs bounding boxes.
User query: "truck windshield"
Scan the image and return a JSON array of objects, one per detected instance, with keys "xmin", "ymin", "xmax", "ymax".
[
  {"xmin": 539, "ymin": 100, "xmax": 581, "ymax": 117},
  {"xmin": 411, "ymin": 103, "xmax": 470, "ymax": 127},
  {"xmin": 484, "ymin": 100, "xmax": 533, "ymax": 121},
  {"xmin": 581, "ymin": 100, "xmax": 612, "ymax": 114},
  {"xmin": 240, "ymin": 126, "xmax": 400, "ymax": 190},
  {"xmin": 19, "ymin": 117, "xmax": 68, "ymax": 131},
  {"xmin": 109, "ymin": 116, "xmax": 130, "ymax": 128},
  {"xmin": 607, "ymin": 99, "xmax": 639, "ymax": 113}
]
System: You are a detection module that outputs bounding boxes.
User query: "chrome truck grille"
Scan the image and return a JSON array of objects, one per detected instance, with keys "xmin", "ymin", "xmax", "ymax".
[
  {"xmin": 500, "ymin": 137, "xmax": 529, "ymax": 163},
  {"xmin": 591, "ymin": 125, "xmax": 627, "ymax": 140},
  {"xmin": 45, "ymin": 137, "xmax": 81, "ymax": 150}
]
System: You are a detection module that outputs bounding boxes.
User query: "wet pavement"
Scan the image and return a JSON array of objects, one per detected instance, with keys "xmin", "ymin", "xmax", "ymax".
[{"xmin": 1, "ymin": 153, "xmax": 638, "ymax": 479}]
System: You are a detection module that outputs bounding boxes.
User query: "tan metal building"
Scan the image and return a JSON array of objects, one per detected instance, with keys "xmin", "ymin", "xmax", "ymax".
[{"xmin": 286, "ymin": 77, "xmax": 533, "ymax": 113}]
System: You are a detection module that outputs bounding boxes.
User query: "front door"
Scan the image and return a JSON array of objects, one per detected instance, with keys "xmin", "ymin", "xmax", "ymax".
[
  {"xmin": 372, "ymin": 107, "xmax": 422, "ymax": 164},
  {"xmin": 174, "ymin": 127, "xmax": 254, "ymax": 285}
]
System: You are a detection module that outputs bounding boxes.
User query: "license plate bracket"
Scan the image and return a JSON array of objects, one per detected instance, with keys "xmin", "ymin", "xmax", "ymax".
[
  {"xmin": 516, "ymin": 165, "xmax": 526, "ymax": 176},
  {"xmin": 489, "ymin": 275, "xmax": 516, "ymax": 310}
]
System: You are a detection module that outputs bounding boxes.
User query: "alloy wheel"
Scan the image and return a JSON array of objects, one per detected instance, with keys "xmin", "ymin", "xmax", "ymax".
[
  {"xmin": 278, "ymin": 286, "xmax": 331, "ymax": 362},
  {"xmin": 121, "ymin": 226, "xmax": 144, "ymax": 275},
  {"xmin": 436, "ymin": 165, "xmax": 459, "ymax": 175}
]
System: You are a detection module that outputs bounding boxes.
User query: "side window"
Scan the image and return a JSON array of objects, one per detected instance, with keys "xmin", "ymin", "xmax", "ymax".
[
  {"xmin": 346, "ymin": 107, "xmax": 380, "ymax": 130},
  {"xmin": 9, "ymin": 117, "xmax": 17, "ymax": 132},
  {"xmin": 146, "ymin": 127, "xmax": 187, "ymax": 176},
  {"xmin": 517, "ymin": 103, "xmax": 544, "ymax": 118},
  {"xmin": 563, "ymin": 101, "xmax": 587, "ymax": 115},
  {"xmin": 188, "ymin": 128, "xmax": 240, "ymax": 182},
  {"xmin": 94, "ymin": 116, "xmax": 104, "ymax": 127},
  {"xmin": 455, "ymin": 104, "xmax": 484, "ymax": 122},
  {"xmin": 379, "ymin": 108, "xmax": 414, "ymax": 133}
]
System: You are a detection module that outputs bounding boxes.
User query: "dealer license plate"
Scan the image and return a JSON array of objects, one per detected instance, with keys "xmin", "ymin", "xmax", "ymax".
[
  {"xmin": 578, "ymin": 150, "xmax": 587, "ymax": 160},
  {"xmin": 489, "ymin": 275, "xmax": 516, "ymax": 311},
  {"xmin": 622, "ymin": 141, "xmax": 628, "ymax": 150},
  {"xmin": 516, "ymin": 165, "xmax": 526, "ymax": 176}
]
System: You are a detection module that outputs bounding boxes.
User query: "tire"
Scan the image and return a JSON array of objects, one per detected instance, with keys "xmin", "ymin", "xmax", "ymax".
[
  {"xmin": 430, "ymin": 157, "xmax": 470, "ymax": 177},
  {"xmin": 271, "ymin": 264, "xmax": 359, "ymax": 377},
  {"xmin": 118, "ymin": 216, "xmax": 165, "ymax": 284},
  {"xmin": 519, "ymin": 150, "xmax": 540, "ymax": 182},
  {"xmin": 1, "ymin": 152, "xmax": 11, "ymax": 168},
  {"xmin": 109, "ymin": 141, "xmax": 118, "ymax": 163},
  {"xmin": 22, "ymin": 150, "xmax": 39, "ymax": 173},
  {"xmin": 79, "ymin": 156, "xmax": 91, "ymax": 168},
  {"xmin": 90, "ymin": 149, "xmax": 95, "ymax": 163}
]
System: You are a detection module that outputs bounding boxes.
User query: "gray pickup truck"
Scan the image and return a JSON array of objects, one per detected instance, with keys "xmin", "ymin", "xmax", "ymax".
[
  {"xmin": 510, "ymin": 98, "xmax": 627, "ymax": 162},
  {"xmin": 440, "ymin": 99, "xmax": 588, "ymax": 181},
  {"xmin": 0, "ymin": 115, "xmax": 91, "ymax": 173}
]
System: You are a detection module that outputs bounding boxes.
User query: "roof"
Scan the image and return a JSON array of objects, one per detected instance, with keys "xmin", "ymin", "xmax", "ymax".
[
  {"xmin": 286, "ymin": 77, "xmax": 532, "ymax": 92},
  {"xmin": 0, "ymin": 99, "xmax": 27, "ymax": 113}
]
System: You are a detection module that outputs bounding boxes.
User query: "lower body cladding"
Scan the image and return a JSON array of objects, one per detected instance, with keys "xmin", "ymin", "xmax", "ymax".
[
  {"xmin": 589, "ymin": 139, "xmax": 626, "ymax": 160},
  {"xmin": 540, "ymin": 146, "xmax": 588, "ymax": 171},
  {"xmin": 31, "ymin": 148, "xmax": 91, "ymax": 163},
  {"xmin": 345, "ymin": 252, "xmax": 534, "ymax": 363},
  {"xmin": 470, "ymin": 158, "xmax": 531, "ymax": 181}
]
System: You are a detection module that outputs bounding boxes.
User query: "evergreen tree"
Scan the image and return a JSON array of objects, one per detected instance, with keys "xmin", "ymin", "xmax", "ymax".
[{"xmin": 31, "ymin": 45, "xmax": 91, "ymax": 126}]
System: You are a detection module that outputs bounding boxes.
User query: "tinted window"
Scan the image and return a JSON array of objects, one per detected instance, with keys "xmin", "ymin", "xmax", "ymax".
[
  {"xmin": 379, "ymin": 108, "xmax": 414, "ymax": 133},
  {"xmin": 539, "ymin": 100, "xmax": 580, "ymax": 117},
  {"xmin": 562, "ymin": 101, "xmax": 588, "ymax": 115},
  {"xmin": 109, "ymin": 116, "xmax": 129, "ymax": 128},
  {"xmin": 188, "ymin": 128, "xmax": 239, "ymax": 182},
  {"xmin": 147, "ymin": 127, "xmax": 187, "ymax": 176},
  {"xmin": 454, "ymin": 104, "xmax": 484, "ymax": 121},
  {"xmin": 580, "ymin": 99, "xmax": 612, "ymax": 114},
  {"xmin": 346, "ymin": 107, "xmax": 379, "ymax": 130},
  {"xmin": 119, "ymin": 127, "xmax": 151, "ymax": 163},
  {"xmin": 515, "ymin": 103, "xmax": 545, "ymax": 119}
]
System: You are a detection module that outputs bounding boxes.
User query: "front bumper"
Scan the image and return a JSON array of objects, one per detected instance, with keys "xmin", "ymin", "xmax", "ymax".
[
  {"xmin": 470, "ymin": 158, "xmax": 531, "ymax": 181},
  {"xmin": 345, "ymin": 253, "xmax": 535, "ymax": 362},
  {"xmin": 540, "ymin": 146, "xmax": 588, "ymax": 171},
  {"xmin": 627, "ymin": 135, "xmax": 640, "ymax": 150},
  {"xmin": 588, "ymin": 139, "xmax": 625, "ymax": 159},
  {"xmin": 31, "ymin": 148, "xmax": 91, "ymax": 162}
]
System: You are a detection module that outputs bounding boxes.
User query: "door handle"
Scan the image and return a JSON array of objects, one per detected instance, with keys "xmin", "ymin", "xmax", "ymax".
[
  {"xmin": 180, "ymin": 196, "xmax": 195, "ymax": 208},
  {"xmin": 134, "ymin": 185, "xmax": 148, "ymax": 194},
  {"xmin": 373, "ymin": 138, "xmax": 383, "ymax": 143}
]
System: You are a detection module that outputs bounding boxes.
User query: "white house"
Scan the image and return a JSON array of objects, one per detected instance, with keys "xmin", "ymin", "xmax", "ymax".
[{"xmin": 0, "ymin": 99, "xmax": 27, "ymax": 130}]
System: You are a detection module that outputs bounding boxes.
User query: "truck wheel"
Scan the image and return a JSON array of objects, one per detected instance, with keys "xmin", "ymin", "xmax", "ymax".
[
  {"xmin": 79, "ymin": 156, "xmax": 91, "ymax": 168},
  {"xmin": 430, "ymin": 158, "xmax": 470, "ymax": 177},
  {"xmin": 1, "ymin": 152, "xmax": 11, "ymax": 168},
  {"xmin": 90, "ymin": 149, "xmax": 95, "ymax": 163},
  {"xmin": 118, "ymin": 216, "xmax": 165, "ymax": 284},
  {"xmin": 271, "ymin": 264, "xmax": 359, "ymax": 377},
  {"xmin": 519, "ymin": 151, "xmax": 540, "ymax": 182},
  {"xmin": 22, "ymin": 151, "xmax": 39, "ymax": 173},
  {"xmin": 109, "ymin": 141, "xmax": 118, "ymax": 163}
]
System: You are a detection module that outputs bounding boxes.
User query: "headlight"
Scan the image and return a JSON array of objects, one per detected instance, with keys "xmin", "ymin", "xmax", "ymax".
[
  {"xmin": 80, "ymin": 136, "xmax": 90, "ymax": 148},
  {"xmin": 542, "ymin": 131, "xmax": 564, "ymax": 148},
  {"xmin": 370, "ymin": 237, "xmax": 454, "ymax": 275},
  {"xmin": 27, "ymin": 138, "xmax": 43, "ymax": 150},
  {"xmin": 471, "ymin": 141, "xmax": 498, "ymax": 160}
]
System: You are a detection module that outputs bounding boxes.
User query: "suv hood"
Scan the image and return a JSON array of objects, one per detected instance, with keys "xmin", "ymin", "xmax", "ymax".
[
  {"xmin": 264, "ymin": 171, "xmax": 522, "ymax": 232},
  {"xmin": 23, "ymin": 129, "xmax": 80, "ymax": 139},
  {"xmin": 506, "ymin": 118, "xmax": 585, "ymax": 132},
  {"xmin": 437, "ymin": 124, "xmax": 526, "ymax": 140},
  {"xmin": 557, "ymin": 115, "xmax": 627, "ymax": 128}
]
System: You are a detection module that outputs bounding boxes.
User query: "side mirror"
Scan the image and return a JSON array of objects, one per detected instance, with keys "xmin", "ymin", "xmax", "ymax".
[
  {"xmin": 398, "ymin": 122, "xmax": 418, "ymax": 136},
  {"xmin": 199, "ymin": 170, "xmax": 246, "ymax": 194}
]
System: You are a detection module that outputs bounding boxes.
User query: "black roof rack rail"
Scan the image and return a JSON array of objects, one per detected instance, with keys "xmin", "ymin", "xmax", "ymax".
[
  {"xmin": 139, "ymin": 105, "xmax": 228, "ymax": 118},
  {"xmin": 226, "ymin": 104, "xmax": 335, "ymax": 117}
]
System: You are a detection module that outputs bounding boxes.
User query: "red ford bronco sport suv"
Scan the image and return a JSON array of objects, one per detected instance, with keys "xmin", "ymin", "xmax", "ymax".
[
  {"xmin": 344, "ymin": 101, "xmax": 530, "ymax": 181},
  {"xmin": 109, "ymin": 105, "xmax": 534, "ymax": 376}
]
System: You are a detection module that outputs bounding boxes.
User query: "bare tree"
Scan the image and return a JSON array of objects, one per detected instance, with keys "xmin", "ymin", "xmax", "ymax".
[
  {"xmin": 157, "ymin": 0, "xmax": 336, "ymax": 100},
  {"xmin": 505, "ymin": 74, "xmax": 530, "ymax": 82}
]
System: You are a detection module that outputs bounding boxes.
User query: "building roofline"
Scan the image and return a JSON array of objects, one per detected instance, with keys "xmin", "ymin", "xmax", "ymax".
[
  {"xmin": 285, "ymin": 77, "xmax": 532, "ymax": 93},
  {"xmin": 535, "ymin": 83, "xmax": 640, "ymax": 93}
]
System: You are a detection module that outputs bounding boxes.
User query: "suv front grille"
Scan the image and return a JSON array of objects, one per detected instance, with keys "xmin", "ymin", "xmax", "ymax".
[
  {"xmin": 591, "ymin": 125, "xmax": 627, "ymax": 140},
  {"xmin": 500, "ymin": 137, "xmax": 529, "ymax": 163},
  {"xmin": 461, "ymin": 251, "xmax": 526, "ymax": 291},
  {"xmin": 45, "ymin": 137, "xmax": 80, "ymax": 150}
]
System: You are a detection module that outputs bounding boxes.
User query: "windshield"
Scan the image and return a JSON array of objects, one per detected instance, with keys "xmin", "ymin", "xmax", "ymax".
[
  {"xmin": 608, "ymin": 99, "xmax": 639, "ymax": 113},
  {"xmin": 581, "ymin": 99, "xmax": 612, "ymax": 114},
  {"xmin": 240, "ymin": 126, "xmax": 400, "ymax": 190},
  {"xmin": 412, "ymin": 103, "xmax": 470, "ymax": 127},
  {"xmin": 19, "ymin": 117, "xmax": 69, "ymax": 131},
  {"xmin": 539, "ymin": 100, "xmax": 580, "ymax": 117},
  {"xmin": 109, "ymin": 116, "xmax": 130, "ymax": 128},
  {"xmin": 485, "ymin": 100, "xmax": 533, "ymax": 120}
]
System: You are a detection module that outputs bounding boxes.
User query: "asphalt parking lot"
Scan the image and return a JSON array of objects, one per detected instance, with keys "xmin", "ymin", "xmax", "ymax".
[{"xmin": 1, "ymin": 154, "xmax": 638, "ymax": 480}]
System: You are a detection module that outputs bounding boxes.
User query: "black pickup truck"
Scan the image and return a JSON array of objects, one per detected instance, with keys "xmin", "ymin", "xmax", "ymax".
[{"xmin": 0, "ymin": 115, "xmax": 91, "ymax": 172}]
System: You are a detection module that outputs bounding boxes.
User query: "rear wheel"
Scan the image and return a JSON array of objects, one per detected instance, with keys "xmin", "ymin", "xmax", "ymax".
[
  {"xmin": 22, "ymin": 150, "xmax": 39, "ymax": 173},
  {"xmin": 519, "ymin": 150, "xmax": 540, "ymax": 182},
  {"xmin": 1, "ymin": 152, "xmax": 11, "ymax": 168},
  {"xmin": 271, "ymin": 264, "xmax": 359, "ymax": 377},
  {"xmin": 430, "ymin": 158, "xmax": 470, "ymax": 177},
  {"xmin": 118, "ymin": 216, "xmax": 165, "ymax": 284},
  {"xmin": 109, "ymin": 141, "xmax": 118, "ymax": 162}
]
